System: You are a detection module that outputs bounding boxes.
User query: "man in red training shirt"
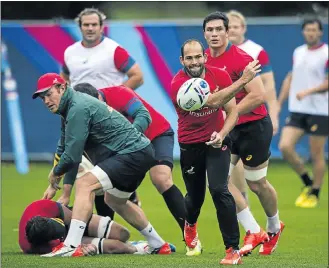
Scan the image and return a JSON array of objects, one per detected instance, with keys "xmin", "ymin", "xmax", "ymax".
[
  {"xmin": 203, "ymin": 11, "xmax": 285, "ymax": 256},
  {"xmin": 170, "ymin": 39, "xmax": 259, "ymax": 264},
  {"xmin": 19, "ymin": 199, "xmax": 152, "ymax": 256}
]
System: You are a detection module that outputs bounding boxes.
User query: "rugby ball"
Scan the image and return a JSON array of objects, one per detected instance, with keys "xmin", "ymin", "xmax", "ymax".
[{"xmin": 177, "ymin": 78, "xmax": 210, "ymax": 111}]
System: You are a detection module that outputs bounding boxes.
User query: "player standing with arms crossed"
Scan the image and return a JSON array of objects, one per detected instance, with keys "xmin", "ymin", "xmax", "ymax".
[
  {"xmin": 61, "ymin": 8, "xmax": 143, "ymax": 90},
  {"xmin": 278, "ymin": 19, "xmax": 328, "ymax": 208},
  {"xmin": 203, "ymin": 11, "xmax": 285, "ymax": 256}
]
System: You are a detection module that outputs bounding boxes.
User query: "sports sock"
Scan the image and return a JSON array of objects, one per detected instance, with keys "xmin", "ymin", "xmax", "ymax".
[
  {"xmin": 140, "ymin": 222, "xmax": 165, "ymax": 249},
  {"xmin": 236, "ymin": 207, "xmax": 261, "ymax": 233},
  {"xmin": 64, "ymin": 219, "xmax": 86, "ymax": 247},
  {"xmin": 300, "ymin": 172, "xmax": 312, "ymax": 187},
  {"xmin": 266, "ymin": 211, "xmax": 281, "ymax": 234},
  {"xmin": 162, "ymin": 185, "xmax": 186, "ymax": 236}
]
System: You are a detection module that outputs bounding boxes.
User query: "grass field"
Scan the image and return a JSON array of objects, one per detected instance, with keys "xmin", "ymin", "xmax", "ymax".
[{"xmin": 1, "ymin": 161, "xmax": 328, "ymax": 267}]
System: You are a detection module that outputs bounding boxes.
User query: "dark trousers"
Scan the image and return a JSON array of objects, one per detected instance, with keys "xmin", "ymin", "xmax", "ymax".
[{"xmin": 179, "ymin": 141, "xmax": 240, "ymax": 249}]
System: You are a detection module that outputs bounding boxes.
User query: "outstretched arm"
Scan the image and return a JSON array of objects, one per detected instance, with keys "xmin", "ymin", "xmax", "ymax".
[{"xmin": 206, "ymin": 60, "xmax": 261, "ymax": 108}]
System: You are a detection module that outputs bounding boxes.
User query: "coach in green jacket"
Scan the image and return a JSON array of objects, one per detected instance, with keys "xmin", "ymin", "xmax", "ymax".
[{"xmin": 32, "ymin": 73, "xmax": 172, "ymax": 257}]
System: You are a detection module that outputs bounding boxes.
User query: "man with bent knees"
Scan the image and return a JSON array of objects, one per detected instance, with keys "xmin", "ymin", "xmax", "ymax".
[
  {"xmin": 203, "ymin": 11, "xmax": 285, "ymax": 256},
  {"xmin": 19, "ymin": 199, "xmax": 148, "ymax": 255},
  {"xmin": 66, "ymin": 83, "xmax": 187, "ymax": 238},
  {"xmin": 33, "ymin": 73, "xmax": 172, "ymax": 257}
]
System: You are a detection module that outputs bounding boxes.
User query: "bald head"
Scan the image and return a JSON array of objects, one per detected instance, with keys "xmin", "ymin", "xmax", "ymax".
[{"xmin": 181, "ymin": 39, "xmax": 205, "ymax": 58}]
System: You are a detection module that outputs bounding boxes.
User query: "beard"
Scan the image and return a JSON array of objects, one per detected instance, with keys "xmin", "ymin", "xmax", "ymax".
[{"xmin": 184, "ymin": 64, "xmax": 205, "ymax": 78}]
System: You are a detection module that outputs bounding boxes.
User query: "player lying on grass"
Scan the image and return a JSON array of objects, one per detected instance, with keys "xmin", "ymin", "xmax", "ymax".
[{"xmin": 19, "ymin": 199, "xmax": 152, "ymax": 256}]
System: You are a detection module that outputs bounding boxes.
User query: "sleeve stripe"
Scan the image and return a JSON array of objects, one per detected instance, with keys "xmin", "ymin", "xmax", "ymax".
[
  {"xmin": 55, "ymin": 202, "xmax": 65, "ymax": 221},
  {"xmin": 120, "ymin": 56, "xmax": 136, "ymax": 73},
  {"xmin": 126, "ymin": 99, "xmax": 142, "ymax": 116},
  {"xmin": 260, "ymin": 64, "xmax": 272, "ymax": 74}
]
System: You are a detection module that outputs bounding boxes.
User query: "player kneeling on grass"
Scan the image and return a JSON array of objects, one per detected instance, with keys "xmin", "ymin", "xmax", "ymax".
[{"xmin": 19, "ymin": 199, "xmax": 149, "ymax": 256}]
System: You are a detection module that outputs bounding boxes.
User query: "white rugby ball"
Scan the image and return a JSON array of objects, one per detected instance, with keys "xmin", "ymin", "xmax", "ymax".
[{"xmin": 177, "ymin": 78, "xmax": 210, "ymax": 111}]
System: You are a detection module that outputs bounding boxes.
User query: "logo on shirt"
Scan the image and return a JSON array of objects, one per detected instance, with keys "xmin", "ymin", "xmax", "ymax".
[
  {"xmin": 186, "ymin": 166, "xmax": 195, "ymax": 175},
  {"xmin": 246, "ymin": 155, "xmax": 253, "ymax": 161},
  {"xmin": 220, "ymin": 66, "xmax": 227, "ymax": 70},
  {"xmin": 285, "ymin": 117, "xmax": 291, "ymax": 124},
  {"xmin": 310, "ymin": 124, "xmax": 318, "ymax": 132}
]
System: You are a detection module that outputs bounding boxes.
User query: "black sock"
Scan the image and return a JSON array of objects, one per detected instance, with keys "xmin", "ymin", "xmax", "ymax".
[
  {"xmin": 300, "ymin": 173, "xmax": 312, "ymax": 186},
  {"xmin": 162, "ymin": 185, "xmax": 186, "ymax": 237},
  {"xmin": 310, "ymin": 188, "xmax": 320, "ymax": 198},
  {"xmin": 94, "ymin": 195, "xmax": 115, "ymax": 219}
]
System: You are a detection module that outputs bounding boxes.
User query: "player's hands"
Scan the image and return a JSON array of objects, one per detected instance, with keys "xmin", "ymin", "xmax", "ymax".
[
  {"xmin": 57, "ymin": 194, "xmax": 70, "ymax": 206},
  {"xmin": 48, "ymin": 167, "xmax": 61, "ymax": 190},
  {"xmin": 241, "ymin": 60, "xmax": 262, "ymax": 84},
  {"xmin": 42, "ymin": 184, "xmax": 57, "ymax": 200},
  {"xmin": 269, "ymin": 106, "xmax": 280, "ymax": 136},
  {"xmin": 81, "ymin": 244, "xmax": 97, "ymax": 256},
  {"xmin": 296, "ymin": 90, "xmax": 308, "ymax": 101},
  {"xmin": 271, "ymin": 115, "xmax": 279, "ymax": 136},
  {"xmin": 206, "ymin": 131, "xmax": 224, "ymax": 148}
]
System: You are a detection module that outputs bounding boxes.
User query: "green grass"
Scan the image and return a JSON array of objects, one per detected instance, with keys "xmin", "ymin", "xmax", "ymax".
[{"xmin": 1, "ymin": 162, "xmax": 328, "ymax": 267}]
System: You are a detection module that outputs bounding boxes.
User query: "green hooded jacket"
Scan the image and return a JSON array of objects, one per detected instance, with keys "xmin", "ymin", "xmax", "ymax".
[{"xmin": 53, "ymin": 87, "xmax": 150, "ymax": 176}]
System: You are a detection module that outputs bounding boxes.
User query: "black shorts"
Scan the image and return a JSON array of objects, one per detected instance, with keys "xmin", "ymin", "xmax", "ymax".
[
  {"xmin": 97, "ymin": 144, "xmax": 155, "ymax": 195},
  {"xmin": 230, "ymin": 115, "xmax": 272, "ymax": 167},
  {"xmin": 285, "ymin": 112, "xmax": 329, "ymax": 136},
  {"xmin": 151, "ymin": 128, "xmax": 174, "ymax": 169}
]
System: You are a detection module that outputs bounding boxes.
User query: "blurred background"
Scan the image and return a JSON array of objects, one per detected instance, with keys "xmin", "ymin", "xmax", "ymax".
[{"xmin": 1, "ymin": 1, "xmax": 328, "ymax": 172}]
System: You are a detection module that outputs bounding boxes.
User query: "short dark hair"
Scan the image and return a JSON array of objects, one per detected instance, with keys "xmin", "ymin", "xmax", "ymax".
[
  {"xmin": 76, "ymin": 8, "xmax": 106, "ymax": 27},
  {"xmin": 203, "ymin": 11, "xmax": 229, "ymax": 32},
  {"xmin": 181, "ymin": 39, "xmax": 205, "ymax": 58},
  {"xmin": 302, "ymin": 18, "xmax": 323, "ymax": 31},
  {"xmin": 74, "ymin": 83, "xmax": 99, "ymax": 99},
  {"xmin": 26, "ymin": 216, "xmax": 65, "ymax": 246}
]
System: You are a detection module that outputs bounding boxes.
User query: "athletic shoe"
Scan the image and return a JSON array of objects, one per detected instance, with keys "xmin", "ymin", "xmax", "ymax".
[
  {"xmin": 41, "ymin": 242, "xmax": 85, "ymax": 257},
  {"xmin": 184, "ymin": 221, "xmax": 198, "ymax": 249},
  {"xmin": 131, "ymin": 241, "xmax": 176, "ymax": 254},
  {"xmin": 219, "ymin": 247, "xmax": 242, "ymax": 265},
  {"xmin": 295, "ymin": 186, "xmax": 311, "ymax": 207},
  {"xmin": 239, "ymin": 229, "xmax": 269, "ymax": 256},
  {"xmin": 131, "ymin": 241, "xmax": 149, "ymax": 255},
  {"xmin": 259, "ymin": 221, "xmax": 285, "ymax": 255},
  {"xmin": 186, "ymin": 239, "xmax": 203, "ymax": 256},
  {"xmin": 146, "ymin": 242, "xmax": 172, "ymax": 255},
  {"xmin": 298, "ymin": 194, "xmax": 318, "ymax": 208}
]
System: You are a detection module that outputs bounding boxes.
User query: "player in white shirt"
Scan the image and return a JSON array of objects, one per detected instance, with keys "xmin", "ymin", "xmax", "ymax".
[
  {"xmin": 278, "ymin": 18, "xmax": 328, "ymax": 208},
  {"xmin": 60, "ymin": 8, "xmax": 143, "ymax": 90},
  {"xmin": 59, "ymin": 8, "xmax": 143, "ymax": 217},
  {"xmin": 226, "ymin": 10, "xmax": 279, "ymax": 205}
]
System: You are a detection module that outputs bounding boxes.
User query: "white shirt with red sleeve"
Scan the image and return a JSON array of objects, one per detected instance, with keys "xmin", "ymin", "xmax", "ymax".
[
  {"xmin": 63, "ymin": 36, "xmax": 136, "ymax": 89},
  {"xmin": 237, "ymin": 39, "xmax": 272, "ymax": 74},
  {"xmin": 289, "ymin": 43, "xmax": 328, "ymax": 116}
]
